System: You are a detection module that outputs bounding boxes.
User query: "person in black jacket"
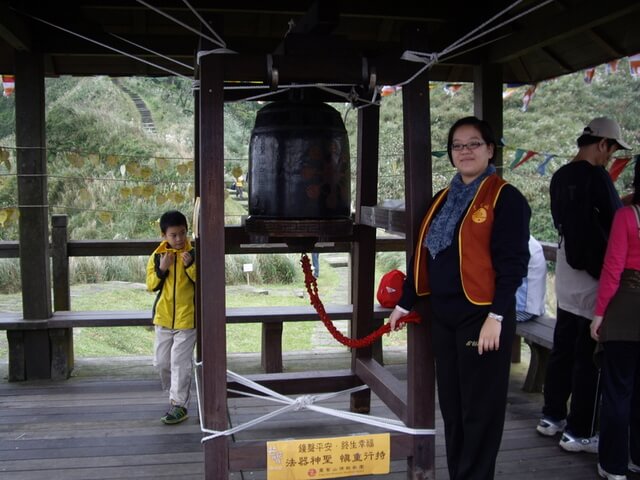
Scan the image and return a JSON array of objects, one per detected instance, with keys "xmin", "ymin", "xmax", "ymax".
[
  {"xmin": 389, "ymin": 116, "xmax": 530, "ymax": 480},
  {"xmin": 536, "ymin": 117, "xmax": 630, "ymax": 455}
]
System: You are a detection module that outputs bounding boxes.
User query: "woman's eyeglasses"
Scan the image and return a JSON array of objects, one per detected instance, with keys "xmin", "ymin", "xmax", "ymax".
[{"xmin": 451, "ymin": 141, "xmax": 486, "ymax": 151}]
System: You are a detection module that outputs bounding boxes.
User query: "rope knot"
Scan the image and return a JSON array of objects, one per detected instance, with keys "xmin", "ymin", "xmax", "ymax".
[{"xmin": 292, "ymin": 395, "xmax": 315, "ymax": 411}]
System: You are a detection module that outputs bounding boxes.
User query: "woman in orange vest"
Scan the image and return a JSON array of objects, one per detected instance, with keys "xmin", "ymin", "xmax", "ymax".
[{"xmin": 390, "ymin": 116, "xmax": 531, "ymax": 480}]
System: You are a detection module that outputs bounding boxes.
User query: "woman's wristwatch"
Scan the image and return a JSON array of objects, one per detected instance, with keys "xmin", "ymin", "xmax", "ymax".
[{"xmin": 488, "ymin": 312, "xmax": 503, "ymax": 322}]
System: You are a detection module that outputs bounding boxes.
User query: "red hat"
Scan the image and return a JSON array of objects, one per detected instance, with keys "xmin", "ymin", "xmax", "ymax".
[{"xmin": 376, "ymin": 269, "xmax": 406, "ymax": 308}]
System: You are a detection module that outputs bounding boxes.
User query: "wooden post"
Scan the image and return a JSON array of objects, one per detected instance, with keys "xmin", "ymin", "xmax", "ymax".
[
  {"xmin": 261, "ymin": 322, "xmax": 283, "ymax": 373},
  {"xmin": 350, "ymin": 104, "xmax": 380, "ymax": 413},
  {"xmin": 51, "ymin": 214, "xmax": 73, "ymax": 378},
  {"xmin": 52, "ymin": 214, "xmax": 71, "ymax": 311},
  {"xmin": 402, "ymin": 69, "xmax": 435, "ymax": 479},
  {"xmin": 13, "ymin": 51, "xmax": 52, "ymax": 380},
  {"xmin": 198, "ymin": 46, "xmax": 229, "ymax": 479},
  {"xmin": 194, "ymin": 75, "xmax": 202, "ymax": 363},
  {"xmin": 473, "ymin": 64, "xmax": 503, "ymax": 172}
]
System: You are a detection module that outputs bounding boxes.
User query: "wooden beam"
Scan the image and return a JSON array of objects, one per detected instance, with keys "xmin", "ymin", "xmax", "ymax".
[
  {"xmin": 401, "ymin": 67, "xmax": 435, "ymax": 479},
  {"xmin": 539, "ymin": 46, "xmax": 573, "ymax": 75},
  {"xmin": 227, "ymin": 370, "xmax": 361, "ymax": 397},
  {"xmin": 15, "ymin": 51, "xmax": 51, "ymax": 321},
  {"xmin": 354, "ymin": 358, "xmax": 407, "ymax": 421},
  {"xmin": 487, "ymin": 0, "xmax": 640, "ymax": 63},
  {"xmin": 199, "ymin": 39, "xmax": 228, "ymax": 480},
  {"xmin": 474, "ymin": 64, "xmax": 503, "ymax": 171},
  {"xmin": 350, "ymin": 102, "xmax": 381, "ymax": 414},
  {"xmin": 0, "ymin": 3, "xmax": 32, "ymax": 50},
  {"xmin": 587, "ymin": 28, "xmax": 624, "ymax": 58}
]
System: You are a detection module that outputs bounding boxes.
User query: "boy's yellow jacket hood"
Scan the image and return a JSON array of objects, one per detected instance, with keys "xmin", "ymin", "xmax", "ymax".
[{"xmin": 146, "ymin": 240, "xmax": 196, "ymax": 330}]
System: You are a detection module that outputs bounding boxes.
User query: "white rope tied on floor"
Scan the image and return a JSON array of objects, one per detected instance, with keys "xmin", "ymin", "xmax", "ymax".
[{"xmin": 194, "ymin": 362, "xmax": 436, "ymax": 444}]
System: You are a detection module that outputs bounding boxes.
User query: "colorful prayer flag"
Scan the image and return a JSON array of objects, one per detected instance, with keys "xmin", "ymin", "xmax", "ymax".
[
  {"xmin": 583, "ymin": 67, "xmax": 596, "ymax": 84},
  {"xmin": 608, "ymin": 157, "xmax": 632, "ymax": 182},
  {"xmin": 536, "ymin": 154, "xmax": 555, "ymax": 176},
  {"xmin": 521, "ymin": 84, "xmax": 537, "ymax": 112},
  {"xmin": 629, "ymin": 54, "xmax": 640, "ymax": 78},
  {"xmin": 502, "ymin": 88, "xmax": 519, "ymax": 99},
  {"xmin": 605, "ymin": 60, "xmax": 620, "ymax": 74},
  {"xmin": 509, "ymin": 149, "xmax": 538, "ymax": 170},
  {"xmin": 381, "ymin": 85, "xmax": 400, "ymax": 97},
  {"xmin": 444, "ymin": 83, "xmax": 463, "ymax": 96},
  {"xmin": 2, "ymin": 75, "xmax": 14, "ymax": 97}
]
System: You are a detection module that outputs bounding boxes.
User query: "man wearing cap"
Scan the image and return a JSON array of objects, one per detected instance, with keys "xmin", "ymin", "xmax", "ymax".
[{"xmin": 536, "ymin": 117, "xmax": 631, "ymax": 454}]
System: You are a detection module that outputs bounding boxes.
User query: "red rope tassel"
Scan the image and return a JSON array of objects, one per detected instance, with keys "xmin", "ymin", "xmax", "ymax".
[{"xmin": 301, "ymin": 253, "xmax": 420, "ymax": 349}]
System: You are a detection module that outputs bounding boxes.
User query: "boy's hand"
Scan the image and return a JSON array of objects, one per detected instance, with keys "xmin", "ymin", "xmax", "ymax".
[
  {"xmin": 159, "ymin": 252, "xmax": 174, "ymax": 272},
  {"xmin": 181, "ymin": 251, "xmax": 193, "ymax": 267}
]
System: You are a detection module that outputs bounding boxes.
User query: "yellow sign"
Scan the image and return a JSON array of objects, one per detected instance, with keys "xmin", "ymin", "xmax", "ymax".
[{"xmin": 267, "ymin": 433, "xmax": 390, "ymax": 480}]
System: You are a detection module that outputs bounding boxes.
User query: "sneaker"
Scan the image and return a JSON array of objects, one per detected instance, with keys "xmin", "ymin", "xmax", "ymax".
[
  {"xmin": 597, "ymin": 463, "xmax": 627, "ymax": 480},
  {"xmin": 536, "ymin": 417, "xmax": 567, "ymax": 436},
  {"xmin": 161, "ymin": 405, "xmax": 188, "ymax": 425},
  {"xmin": 629, "ymin": 460, "xmax": 640, "ymax": 473},
  {"xmin": 559, "ymin": 431, "xmax": 599, "ymax": 453}
]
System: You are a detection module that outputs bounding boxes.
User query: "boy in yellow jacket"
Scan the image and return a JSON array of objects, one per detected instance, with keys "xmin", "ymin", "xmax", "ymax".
[{"xmin": 146, "ymin": 210, "xmax": 196, "ymax": 424}]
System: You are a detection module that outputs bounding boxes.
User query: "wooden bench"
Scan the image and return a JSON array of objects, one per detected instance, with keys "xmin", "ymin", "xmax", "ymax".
[
  {"xmin": 0, "ymin": 305, "xmax": 393, "ymax": 379},
  {"xmin": 515, "ymin": 314, "xmax": 556, "ymax": 393}
]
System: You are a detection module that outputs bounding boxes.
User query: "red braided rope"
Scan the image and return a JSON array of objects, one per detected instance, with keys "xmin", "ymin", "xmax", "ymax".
[{"xmin": 301, "ymin": 253, "xmax": 421, "ymax": 348}]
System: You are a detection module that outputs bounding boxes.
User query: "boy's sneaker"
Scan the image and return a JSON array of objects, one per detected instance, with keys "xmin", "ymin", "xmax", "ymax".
[
  {"xmin": 161, "ymin": 405, "xmax": 188, "ymax": 425},
  {"xmin": 536, "ymin": 417, "xmax": 567, "ymax": 436},
  {"xmin": 559, "ymin": 432, "xmax": 598, "ymax": 453},
  {"xmin": 628, "ymin": 460, "xmax": 640, "ymax": 473},
  {"xmin": 597, "ymin": 463, "xmax": 627, "ymax": 480}
]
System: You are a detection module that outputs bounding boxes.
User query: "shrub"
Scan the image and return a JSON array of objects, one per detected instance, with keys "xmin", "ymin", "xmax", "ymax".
[
  {"xmin": 257, "ymin": 254, "xmax": 298, "ymax": 284},
  {"xmin": 71, "ymin": 257, "xmax": 104, "ymax": 284},
  {"xmin": 70, "ymin": 256, "xmax": 147, "ymax": 284},
  {"xmin": 376, "ymin": 251, "xmax": 406, "ymax": 273},
  {"xmin": 225, "ymin": 254, "xmax": 252, "ymax": 285},
  {"xmin": 0, "ymin": 259, "xmax": 21, "ymax": 293}
]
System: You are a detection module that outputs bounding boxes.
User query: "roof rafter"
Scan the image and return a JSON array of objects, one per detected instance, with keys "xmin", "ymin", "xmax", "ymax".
[
  {"xmin": 487, "ymin": 0, "xmax": 640, "ymax": 64},
  {"xmin": 0, "ymin": 2, "xmax": 32, "ymax": 50}
]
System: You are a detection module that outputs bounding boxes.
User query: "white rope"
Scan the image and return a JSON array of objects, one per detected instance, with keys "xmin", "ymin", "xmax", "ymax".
[
  {"xmin": 27, "ymin": 14, "xmax": 192, "ymax": 80},
  {"xmin": 439, "ymin": 0, "xmax": 525, "ymax": 58},
  {"xmin": 196, "ymin": 48, "xmax": 238, "ymax": 64},
  {"xmin": 398, "ymin": 0, "xmax": 554, "ymax": 86},
  {"xmin": 181, "ymin": 0, "xmax": 227, "ymax": 48},
  {"xmin": 314, "ymin": 85, "xmax": 380, "ymax": 108},
  {"xmin": 135, "ymin": 0, "xmax": 225, "ymax": 49},
  {"xmin": 110, "ymin": 33, "xmax": 194, "ymax": 71},
  {"xmin": 194, "ymin": 363, "xmax": 435, "ymax": 444},
  {"xmin": 439, "ymin": 0, "xmax": 556, "ymax": 61}
]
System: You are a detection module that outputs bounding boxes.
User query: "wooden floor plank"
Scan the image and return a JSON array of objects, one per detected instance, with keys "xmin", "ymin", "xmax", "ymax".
[{"xmin": 0, "ymin": 349, "xmax": 622, "ymax": 480}]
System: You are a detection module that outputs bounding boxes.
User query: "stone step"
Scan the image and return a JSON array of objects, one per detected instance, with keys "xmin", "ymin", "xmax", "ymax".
[{"xmin": 323, "ymin": 255, "xmax": 349, "ymax": 268}]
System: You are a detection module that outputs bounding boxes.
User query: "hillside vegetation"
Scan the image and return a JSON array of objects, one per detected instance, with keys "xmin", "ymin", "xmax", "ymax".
[{"xmin": 0, "ymin": 62, "xmax": 639, "ymax": 246}]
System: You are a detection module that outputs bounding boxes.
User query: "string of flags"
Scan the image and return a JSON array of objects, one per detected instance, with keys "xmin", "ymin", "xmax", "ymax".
[
  {"xmin": 427, "ymin": 146, "xmax": 639, "ymax": 181},
  {"xmin": 380, "ymin": 52, "xmax": 639, "ymax": 112},
  {"xmin": 502, "ymin": 147, "xmax": 639, "ymax": 181},
  {"xmin": 2, "ymin": 75, "xmax": 14, "ymax": 97}
]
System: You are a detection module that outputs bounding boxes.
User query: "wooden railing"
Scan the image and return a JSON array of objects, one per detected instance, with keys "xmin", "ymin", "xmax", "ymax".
[{"xmin": 0, "ymin": 214, "xmax": 405, "ymax": 380}]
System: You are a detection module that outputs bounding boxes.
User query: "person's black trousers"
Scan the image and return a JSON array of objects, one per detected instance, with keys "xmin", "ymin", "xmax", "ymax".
[
  {"xmin": 431, "ymin": 306, "xmax": 515, "ymax": 480},
  {"xmin": 599, "ymin": 341, "xmax": 640, "ymax": 475},
  {"xmin": 542, "ymin": 307, "xmax": 600, "ymax": 437}
]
